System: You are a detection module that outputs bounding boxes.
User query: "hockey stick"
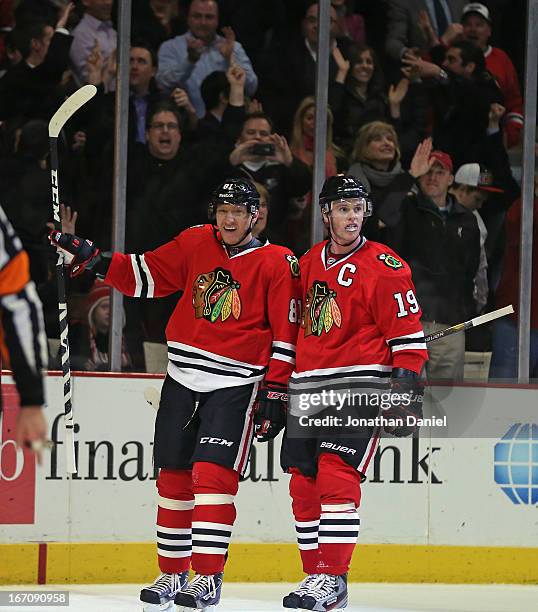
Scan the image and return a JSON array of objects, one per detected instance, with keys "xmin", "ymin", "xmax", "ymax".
[
  {"xmin": 424, "ymin": 305, "xmax": 514, "ymax": 343},
  {"xmin": 49, "ymin": 85, "xmax": 97, "ymax": 474}
]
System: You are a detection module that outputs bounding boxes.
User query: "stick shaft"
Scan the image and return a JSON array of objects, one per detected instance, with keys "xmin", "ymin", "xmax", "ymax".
[
  {"xmin": 49, "ymin": 136, "xmax": 76, "ymax": 474},
  {"xmin": 424, "ymin": 305, "xmax": 514, "ymax": 343}
]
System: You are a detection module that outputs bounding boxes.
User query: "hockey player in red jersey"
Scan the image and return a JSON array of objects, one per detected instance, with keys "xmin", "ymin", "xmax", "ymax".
[
  {"xmin": 280, "ymin": 175, "xmax": 428, "ymax": 611},
  {"xmin": 50, "ymin": 178, "xmax": 301, "ymax": 611}
]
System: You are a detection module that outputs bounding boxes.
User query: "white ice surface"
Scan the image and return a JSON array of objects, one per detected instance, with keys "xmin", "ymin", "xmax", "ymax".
[{"xmin": 2, "ymin": 583, "xmax": 538, "ymax": 612}]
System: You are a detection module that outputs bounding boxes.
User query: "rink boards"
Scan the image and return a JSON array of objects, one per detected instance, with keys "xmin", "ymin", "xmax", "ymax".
[{"xmin": 1, "ymin": 372, "xmax": 537, "ymax": 584}]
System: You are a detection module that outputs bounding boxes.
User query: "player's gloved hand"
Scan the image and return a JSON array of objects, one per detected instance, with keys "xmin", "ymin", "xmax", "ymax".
[
  {"xmin": 383, "ymin": 368, "xmax": 424, "ymax": 437},
  {"xmin": 49, "ymin": 230, "xmax": 104, "ymax": 278},
  {"xmin": 253, "ymin": 386, "xmax": 288, "ymax": 442}
]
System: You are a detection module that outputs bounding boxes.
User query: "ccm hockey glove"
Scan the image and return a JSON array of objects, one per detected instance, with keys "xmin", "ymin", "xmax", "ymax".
[
  {"xmin": 49, "ymin": 231, "xmax": 111, "ymax": 279},
  {"xmin": 253, "ymin": 386, "xmax": 288, "ymax": 442},
  {"xmin": 383, "ymin": 368, "xmax": 424, "ymax": 437}
]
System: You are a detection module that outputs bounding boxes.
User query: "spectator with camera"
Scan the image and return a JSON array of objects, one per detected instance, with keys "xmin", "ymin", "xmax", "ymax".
[
  {"xmin": 157, "ymin": 0, "xmax": 257, "ymax": 118},
  {"xmin": 227, "ymin": 112, "xmax": 311, "ymax": 243}
]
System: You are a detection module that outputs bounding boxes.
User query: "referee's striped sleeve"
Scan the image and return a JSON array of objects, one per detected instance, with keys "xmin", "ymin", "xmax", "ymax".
[{"xmin": 0, "ymin": 206, "xmax": 47, "ymax": 407}]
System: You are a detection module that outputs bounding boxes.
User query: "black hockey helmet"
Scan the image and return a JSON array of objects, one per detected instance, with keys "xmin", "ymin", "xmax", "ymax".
[
  {"xmin": 208, "ymin": 178, "xmax": 260, "ymax": 218},
  {"xmin": 319, "ymin": 174, "xmax": 372, "ymax": 216}
]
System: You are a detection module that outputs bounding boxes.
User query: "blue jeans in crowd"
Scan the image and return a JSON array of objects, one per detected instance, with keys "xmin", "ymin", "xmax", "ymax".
[{"xmin": 489, "ymin": 318, "xmax": 538, "ymax": 381}]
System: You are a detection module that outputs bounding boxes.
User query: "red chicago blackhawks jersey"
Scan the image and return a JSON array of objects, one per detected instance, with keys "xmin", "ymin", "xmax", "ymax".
[
  {"xmin": 104, "ymin": 225, "xmax": 301, "ymax": 391},
  {"xmin": 292, "ymin": 238, "xmax": 428, "ymax": 383},
  {"xmin": 485, "ymin": 46, "xmax": 523, "ymax": 148}
]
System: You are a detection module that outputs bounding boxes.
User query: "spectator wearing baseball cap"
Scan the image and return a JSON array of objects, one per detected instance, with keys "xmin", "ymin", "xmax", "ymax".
[
  {"xmin": 381, "ymin": 147, "xmax": 481, "ymax": 381},
  {"xmin": 455, "ymin": 2, "xmax": 524, "ymax": 148},
  {"xmin": 450, "ymin": 162, "xmax": 503, "ymax": 313}
]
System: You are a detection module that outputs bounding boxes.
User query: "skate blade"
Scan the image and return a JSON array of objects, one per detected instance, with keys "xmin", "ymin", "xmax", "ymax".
[
  {"xmin": 142, "ymin": 601, "xmax": 175, "ymax": 612},
  {"xmin": 176, "ymin": 606, "xmax": 217, "ymax": 611}
]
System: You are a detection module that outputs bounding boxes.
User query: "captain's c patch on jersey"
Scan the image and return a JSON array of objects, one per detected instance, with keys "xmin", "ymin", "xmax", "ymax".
[
  {"xmin": 285, "ymin": 254, "xmax": 301, "ymax": 278},
  {"xmin": 302, "ymin": 280, "xmax": 342, "ymax": 337},
  {"xmin": 377, "ymin": 253, "xmax": 404, "ymax": 270},
  {"xmin": 192, "ymin": 267, "xmax": 241, "ymax": 322}
]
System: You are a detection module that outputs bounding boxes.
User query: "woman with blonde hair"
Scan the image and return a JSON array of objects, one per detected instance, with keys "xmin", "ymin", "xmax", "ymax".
[
  {"xmin": 290, "ymin": 96, "xmax": 344, "ymax": 178},
  {"xmin": 348, "ymin": 121, "xmax": 431, "ymax": 240},
  {"xmin": 288, "ymin": 96, "xmax": 345, "ymax": 254}
]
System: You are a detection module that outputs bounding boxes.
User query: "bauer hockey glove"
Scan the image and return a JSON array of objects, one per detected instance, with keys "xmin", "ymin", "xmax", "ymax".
[
  {"xmin": 253, "ymin": 386, "xmax": 288, "ymax": 442},
  {"xmin": 383, "ymin": 368, "xmax": 425, "ymax": 437},
  {"xmin": 49, "ymin": 231, "xmax": 111, "ymax": 279}
]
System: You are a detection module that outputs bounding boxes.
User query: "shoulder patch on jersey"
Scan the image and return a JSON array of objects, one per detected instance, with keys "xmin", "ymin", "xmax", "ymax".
[
  {"xmin": 285, "ymin": 254, "xmax": 301, "ymax": 278},
  {"xmin": 377, "ymin": 253, "xmax": 404, "ymax": 270},
  {"xmin": 303, "ymin": 280, "xmax": 342, "ymax": 337},
  {"xmin": 192, "ymin": 267, "xmax": 241, "ymax": 323}
]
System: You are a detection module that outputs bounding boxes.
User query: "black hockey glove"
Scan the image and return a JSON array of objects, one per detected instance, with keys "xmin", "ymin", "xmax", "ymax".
[
  {"xmin": 49, "ymin": 230, "xmax": 111, "ymax": 279},
  {"xmin": 253, "ymin": 386, "xmax": 288, "ymax": 442},
  {"xmin": 383, "ymin": 368, "xmax": 424, "ymax": 437}
]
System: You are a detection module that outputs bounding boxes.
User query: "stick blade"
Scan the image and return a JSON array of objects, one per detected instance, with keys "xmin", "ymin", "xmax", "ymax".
[
  {"xmin": 49, "ymin": 85, "xmax": 97, "ymax": 137},
  {"xmin": 471, "ymin": 304, "xmax": 514, "ymax": 327}
]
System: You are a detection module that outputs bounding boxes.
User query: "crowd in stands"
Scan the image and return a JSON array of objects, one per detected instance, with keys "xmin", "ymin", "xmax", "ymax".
[{"xmin": 0, "ymin": 0, "xmax": 536, "ymax": 380}]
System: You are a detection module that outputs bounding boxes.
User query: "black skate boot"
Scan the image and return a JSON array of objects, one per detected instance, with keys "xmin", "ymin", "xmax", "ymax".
[
  {"xmin": 299, "ymin": 573, "xmax": 348, "ymax": 611},
  {"xmin": 139, "ymin": 571, "xmax": 189, "ymax": 610},
  {"xmin": 283, "ymin": 574, "xmax": 322, "ymax": 609},
  {"xmin": 174, "ymin": 572, "xmax": 223, "ymax": 610}
]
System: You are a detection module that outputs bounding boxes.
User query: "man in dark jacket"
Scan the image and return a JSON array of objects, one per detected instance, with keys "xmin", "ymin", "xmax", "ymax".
[
  {"xmin": 382, "ymin": 150, "xmax": 481, "ymax": 381},
  {"xmin": 0, "ymin": 6, "xmax": 73, "ymax": 124}
]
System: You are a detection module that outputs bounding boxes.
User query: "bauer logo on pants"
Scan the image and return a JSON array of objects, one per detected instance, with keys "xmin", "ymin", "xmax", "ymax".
[{"xmin": 0, "ymin": 384, "xmax": 36, "ymax": 524}]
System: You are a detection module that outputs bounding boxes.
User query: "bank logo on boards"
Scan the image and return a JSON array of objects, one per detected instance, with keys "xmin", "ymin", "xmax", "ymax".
[
  {"xmin": 494, "ymin": 423, "xmax": 538, "ymax": 506},
  {"xmin": 0, "ymin": 384, "xmax": 36, "ymax": 523}
]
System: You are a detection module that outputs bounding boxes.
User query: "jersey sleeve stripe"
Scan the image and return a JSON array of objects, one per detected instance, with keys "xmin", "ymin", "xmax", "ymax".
[
  {"xmin": 139, "ymin": 254, "xmax": 155, "ymax": 298},
  {"xmin": 386, "ymin": 330, "xmax": 425, "ymax": 344},
  {"xmin": 391, "ymin": 341, "xmax": 427, "ymax": 352},
  {"xmin": 135, "ymin": 254, "xmax": 149, "ymax": 297},
  {"xmin": 271, "ymin": 352, "xmax": 296, "ymax": 364},
  {"xmin": 272, "ymin": 341, "xmax": 296, "ymax": 351},
  {"xmin": 130, "ymin": 254, "xmax": 143, "ymax": 297}
]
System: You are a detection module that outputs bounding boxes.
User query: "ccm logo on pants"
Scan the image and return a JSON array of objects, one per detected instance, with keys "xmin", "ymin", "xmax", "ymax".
[{"xmin": 200, "ymin": 437, "xmax": 234, "ymax": 447}]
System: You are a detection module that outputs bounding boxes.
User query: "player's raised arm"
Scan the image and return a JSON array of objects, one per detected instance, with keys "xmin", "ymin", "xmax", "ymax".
[{"xmin": 49, "ymin": 230, "xmax": 190, "ymax": 298}]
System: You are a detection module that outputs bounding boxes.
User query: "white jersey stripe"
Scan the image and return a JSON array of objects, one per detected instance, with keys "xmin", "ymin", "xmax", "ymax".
[
  {"xmin": 391, "ymin": 342, "xmax": 428, "ymax": 352},
  {"xmin": 129, "ymin": 254, "xmax": 143, "ymax": 297},
  {"xmin": 291, "ymin": 363, "xmax": 392, "ymax": 379},
  {"xmin": 139, "ymin": 254, "xmax": 155, "ymax": 298},
  {"xmin": 168, "ymin": 341, "xmax": 265, "ymax": 369}
]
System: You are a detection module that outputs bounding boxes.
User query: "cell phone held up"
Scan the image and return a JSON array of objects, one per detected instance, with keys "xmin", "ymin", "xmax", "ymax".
[{"xmin": 249, "ymin": 143, "xmax": 276, "ymax": 157}]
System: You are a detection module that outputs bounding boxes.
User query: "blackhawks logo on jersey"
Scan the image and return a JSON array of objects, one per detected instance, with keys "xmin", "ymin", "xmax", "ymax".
[
  {"xmin": 378, "ymin": 253, "xmax": 404, "ymax": 270},
  {"xmin": 192, "ymin": 267, "xmax": 241, "ymax": 322},
  {"xmin": 303, "ymin": 281, "xmax": 342, "ymax": 337},
  {"xmin": 285, "ymin": 254, "xmax": 300, "ymax": 278}
]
